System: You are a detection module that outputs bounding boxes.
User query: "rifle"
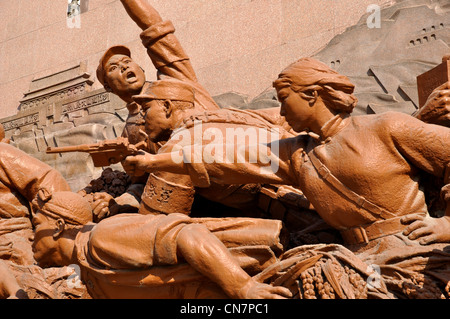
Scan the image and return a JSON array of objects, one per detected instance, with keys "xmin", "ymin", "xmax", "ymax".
[{"xmin": 46, "ymin": 137, "xmax": 147, "ymax": 167}]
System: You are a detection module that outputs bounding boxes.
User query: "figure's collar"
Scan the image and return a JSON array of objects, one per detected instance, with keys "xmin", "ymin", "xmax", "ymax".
[
  {"xmin": 126, "ymin": 101, "xmax": 141, "ymax": 115},
  {"xmin": 127, "ymin": 81, "xmax": 153, "ymax": 114},
  {"xmin": 313, "ymin": 113, "xmax": 351, "ymax": 142}
]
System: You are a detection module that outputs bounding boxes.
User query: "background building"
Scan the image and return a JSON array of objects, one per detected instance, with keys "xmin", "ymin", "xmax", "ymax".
[
  {"xmin": 0, "ymin": 0, "xmax": 448, "ymax": 191},
  {"xmin": 0, "ymin": 0, "xmax": 393, "ymax": 119}
]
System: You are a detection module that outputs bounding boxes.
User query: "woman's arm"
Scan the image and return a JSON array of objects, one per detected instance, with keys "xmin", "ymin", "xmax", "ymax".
[{"xmin": 122, "ymin": 138, "xmax": 299, "ymax": 187}]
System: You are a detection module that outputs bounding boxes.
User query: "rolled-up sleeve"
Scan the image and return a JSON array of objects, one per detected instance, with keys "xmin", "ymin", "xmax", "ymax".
[
  {"xmin": 140, "ymin": 20, "xmax": 197, "ymax": 82},
  {"xmin": 179, "ymin": 138, "xmax": 300, "ymax": 187}
]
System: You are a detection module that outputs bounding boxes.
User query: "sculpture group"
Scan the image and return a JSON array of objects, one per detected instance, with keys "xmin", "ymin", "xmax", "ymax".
[{"xmin": 0, "ymin": 0, "xmax": 449, "ymax": 300}]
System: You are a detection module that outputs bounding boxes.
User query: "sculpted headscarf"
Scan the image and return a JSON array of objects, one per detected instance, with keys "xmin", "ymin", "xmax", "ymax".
[{"xmin": 273, "ymin": 58, "xmax": 358, "ymax": 113}]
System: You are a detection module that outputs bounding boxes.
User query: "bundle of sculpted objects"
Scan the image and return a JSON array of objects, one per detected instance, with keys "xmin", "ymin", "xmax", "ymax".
[{"xmin": 0, "ymin": 0, "xmax": 449, "ymax": 300}]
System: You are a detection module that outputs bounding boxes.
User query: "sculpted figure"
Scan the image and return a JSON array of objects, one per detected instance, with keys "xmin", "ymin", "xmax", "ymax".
[
  {"xmin": 124, "ymin": 58, "xmax": 450, "ymax": 298},
  {"xmin": 130, "ymin": 79, "xmax": 293, "ymax": 216},
  {"xmin": 0, "ymin": 123, "xmax": 91, "ymax": 299},
  {"xmin": 31, "ymin": 190, "xmax": 292, "ymax": 299},
  {"xmin": 0, "ymin": 125, "xmax": 72, "ymax": 265},
  {"xmin": 95, "ymin": 0, "xmax": 296, "ymax": 219},
  {"xmin": 406, "ymin": 78, "xmax": 450, "ymax": 245},
  {"xmin": 91, "ymin": 0, "xmax": 223, "ymax": 219}
]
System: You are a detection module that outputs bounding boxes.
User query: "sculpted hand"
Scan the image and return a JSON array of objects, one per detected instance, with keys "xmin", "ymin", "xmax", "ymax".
[
  {"xmin": 92, "ymin": 192, "xmax": 119, "ymax": 222},
  {"xmin": 122, "ymin": 151, "xmax": 153, "ymax": 177},
  {"xmin": 238, "ymin": 278, "xmax": 293, "ymax": 299},
  {"xmin": 402, "ymin": 213, "xmax": 450, "ymax": 245},
  {"xmin": 414, "ymin": 81, "xmax": 450, "ymax": 126}
]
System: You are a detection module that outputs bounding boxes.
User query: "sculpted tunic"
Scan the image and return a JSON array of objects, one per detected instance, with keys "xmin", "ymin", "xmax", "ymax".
[
  {"xmin": 184, "ymin": 112, "xmax": 450, "ymax": 229},
  {"xmin": 140, "ymin": 107, "xmax": 294, "ymax": 215},
  {"xmin": 0, "ymin": 143, "xmax": 71, "ymax": 265}
]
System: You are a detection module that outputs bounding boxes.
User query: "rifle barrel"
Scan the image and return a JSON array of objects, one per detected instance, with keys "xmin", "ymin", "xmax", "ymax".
[{"xmin": 46, "ymin": 144, "xmax": 94, "ymax": 154}]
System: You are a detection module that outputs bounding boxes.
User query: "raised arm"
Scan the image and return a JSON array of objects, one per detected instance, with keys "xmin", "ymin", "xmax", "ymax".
[
  {"xmin": 390, "ymin": 112, "xmax": 450, "ymax": 184},
  {"xmin": 120, "ymin": 0, "xmax": 220, "ymax": 110},
  {"xmin": 120, "ymin": 0, "xmax": 163, "ymax": 30}
]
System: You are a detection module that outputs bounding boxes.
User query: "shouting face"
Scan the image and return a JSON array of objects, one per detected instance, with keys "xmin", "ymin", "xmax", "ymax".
[{"xmin": 104, "ymin": 54, "xmax": 146, "ymax": 100}]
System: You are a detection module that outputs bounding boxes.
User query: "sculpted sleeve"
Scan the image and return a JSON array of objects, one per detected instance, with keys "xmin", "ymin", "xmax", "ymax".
[
  {"xmin": 0, "ymin": 143, "xmax": 71, "ymax": 202},
  {"xmin": 139, "ymin": 20, "xmax": 220, "ymax": 111},
  {"xmin": 87, "ymin": 213, "xmax": 193, "ymax": 269},
  {"xmin": 179, "ymin": 137, "xmax": 300, "ymax": 187},
  {"xmin": 389, "ymin": 112, "xmax": 450, "ymax": 184},
  {"xmin": 140, "ymin": 20, "xmax": 196, "ymax": 82}
]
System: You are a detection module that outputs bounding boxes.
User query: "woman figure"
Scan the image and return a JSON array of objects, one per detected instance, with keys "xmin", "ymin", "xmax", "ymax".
[{"xmin": 124, "ymin": 58, "xmax": 450, "ymax": 298}]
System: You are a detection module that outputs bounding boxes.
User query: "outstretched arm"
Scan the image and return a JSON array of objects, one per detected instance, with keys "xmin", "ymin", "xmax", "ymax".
[
  {"xmin": 176, "ymin": 224, "xmax": 292, "ymax": 299},
  {"xmin": 120, "ymin": 0, "xmax": 163, "ymax": 30},
  {"xmin": 122, "ymin": 139, "xmax": 299, "ymax": 187}
]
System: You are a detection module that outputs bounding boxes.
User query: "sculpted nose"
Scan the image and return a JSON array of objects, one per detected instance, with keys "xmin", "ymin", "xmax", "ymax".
[{"xmin": 280, "ymin": 104, "xmax": 286, "ymax": 116}]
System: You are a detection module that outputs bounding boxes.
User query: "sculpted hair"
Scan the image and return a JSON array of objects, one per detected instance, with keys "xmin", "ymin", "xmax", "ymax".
[{"xmin": 273, "ymin": 58, "xmax": 358, "ymax": 114}]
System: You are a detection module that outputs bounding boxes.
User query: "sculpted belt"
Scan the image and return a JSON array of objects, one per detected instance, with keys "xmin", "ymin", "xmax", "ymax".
[{"xmin": 340, "ymin": 214, "xmax": 426, "ymax": 245}]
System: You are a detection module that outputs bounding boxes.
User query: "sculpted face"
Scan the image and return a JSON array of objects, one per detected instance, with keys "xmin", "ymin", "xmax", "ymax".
[
  {"xmin": 104, "ymin": 54, "xmax": 146, "ymax": 98},
  {"xmin": 144, "ymin": 100, "xmax": 174, "ymax": 143},
  {"xmin": 31, "ymin": 213, "xmax": 60, "ymax": 267},
  {"xmin": 277, "ymin": 87, "xmax": 314, "ymax": 133}
]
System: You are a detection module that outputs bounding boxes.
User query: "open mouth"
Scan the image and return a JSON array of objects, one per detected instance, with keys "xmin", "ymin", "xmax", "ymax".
[{"xmin": 125, "ymin": 71, "xmax": 137, "ymax": 82}]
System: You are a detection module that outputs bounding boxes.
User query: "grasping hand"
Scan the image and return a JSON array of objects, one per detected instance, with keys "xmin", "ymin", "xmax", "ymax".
[
  {"xmin": 121, "ymin": 151, "xmax": 154, "ymax": 177},
  {"xmin": 92, "ymin": 192, "xmax": 119, "ymax": 222},
  {"xmin": 238, "ymin": 278, "xmax": 293, "ymax": 299},
  {"xmin": 415, "ymin": 81, "xmax": 450, "ymax": 127}
]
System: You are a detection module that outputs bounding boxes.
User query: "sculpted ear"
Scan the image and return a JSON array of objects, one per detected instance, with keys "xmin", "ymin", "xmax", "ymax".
[
  {"xmin": 163, "ymin": 100, "xmax": 173, "ymax": 117},
  {"xmin": 304, "ymin": 90, "xmax": 319, "ymax": 106},
  {"xmin": 53, "ymin": 219, "xmax": 66, "ymax": 239}
]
